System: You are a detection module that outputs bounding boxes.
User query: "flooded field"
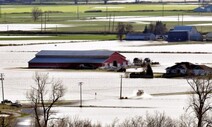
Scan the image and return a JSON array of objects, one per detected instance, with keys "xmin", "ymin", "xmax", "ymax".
[
  {"xmin": 0, "ymin": 40, "xmax": 211, "ymax": 125},
  {"xmin": 92, "ymin": 16, "xmax": 212, "ymax": 23},
  {"xmin": 0, "ymin": 24, "xmax": 72, "ymax": 31}
]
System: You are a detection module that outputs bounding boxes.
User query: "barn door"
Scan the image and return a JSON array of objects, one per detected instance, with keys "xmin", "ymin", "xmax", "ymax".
[{"xmin": 113, "ymin": 61, "xmax": 118, "ymax": 67}]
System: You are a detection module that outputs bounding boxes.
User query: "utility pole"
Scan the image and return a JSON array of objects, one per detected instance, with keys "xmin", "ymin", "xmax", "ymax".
[
  {"xmin": 112, "ymin": 13, "xmax": 115, "ymax": 32},
  {"xmin": 45, "ymin": 12, "xmax": 47, "ymax": 32},
  {"xmin": 79, "ymin": 82, "xmax": 83, "ymax": 107},
  {"xmin": 3, "ymin": 13, "xmax": 6, "ymax": 23},
  {"xmin": 108, "ymin": 14, "xmax": 111, "ymax": 32},
  {"xmin": 178, "ymin": 14, "xmax": 179, "ymax": 25},
  {"xmin": 77, "ymin": 5, "xmax": 79, "ymax": 20},
  {"xmin": 120, "ymin": 75, "xmax": 123, "ymax": 99},
  {"xmin": 55, "ymin": 25, "xmax": 57, "ymax": 35},
  {"xmin": 0, "ymin": 4, "xmax": 1, "ymax": 18},
  {"xmin": 106, "ymin": 6, "xmax": 108, "ymax": 19},
  {"xmin": 41, "ymin": 13, "xmax": 43, "ymax": 32},
  {"xmin": 0, "ymin": 73, "xmax": 4, "ymax": 103},
  {"xmin": 182, "ymin": 14, "xmax": 184, "ymax": 25},
  {"xmin": 162, "ymin": 0, "xmax": 164, "ymax": 17}
]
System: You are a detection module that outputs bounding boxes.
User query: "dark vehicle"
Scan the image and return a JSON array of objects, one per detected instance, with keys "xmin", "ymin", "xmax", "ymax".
[{"xmin": 1, "ymin": 99, "xmax": 12, "ymax": 104}]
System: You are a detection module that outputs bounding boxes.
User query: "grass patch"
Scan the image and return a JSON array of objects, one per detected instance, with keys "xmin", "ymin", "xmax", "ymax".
[
  {"xmin": 1, "ymin": 4, "xmax": 198, "ymax": 13},
  {"xmin": 0, "ymin": 104, "xmax": 20, "ymax": 111},
  {"xmin": 1, "ymin": 4, "xmax": 212, "ymax": 34}
]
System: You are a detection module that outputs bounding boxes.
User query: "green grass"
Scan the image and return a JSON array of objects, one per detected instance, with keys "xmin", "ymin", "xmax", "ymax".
[
  {"xmin": 1, "ymin": 4, "xmax": 198, "ymax": 13},
  {"xmin": 0, "ymin": 104, "xmax": 20, "ymax": 111},
  {"xmin": 0, "ymin": 4, "xmax": 211, "ymax": 36}
]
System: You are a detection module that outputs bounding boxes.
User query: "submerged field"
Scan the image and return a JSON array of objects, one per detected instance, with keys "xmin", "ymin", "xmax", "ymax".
[
  {"xmin": 1, "ymin": 4, "xmax": 212, "ymax": 34},
  {"xmin": 0, "ymin": 39, "xmax": 211, "ymax": 125},
  {"xmin": 0, "ymin": 3, "xmax": 212, "ymax": 126}
]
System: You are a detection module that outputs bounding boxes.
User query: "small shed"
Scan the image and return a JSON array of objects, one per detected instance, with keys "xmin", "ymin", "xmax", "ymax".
[
  {"xmin": 125, "ymin": 33, "xmax": 156, "ymax": 41},
  {"xmin": 206, "ymin": 32, "xmax": 212, "ymax": 41},
  {"xmin": 194, "ymin": 5, "xmax": 212, "ymax": 12},
  {"xmin": 29, "ymin": 50, "xmax": 128, "ymax": 69}
]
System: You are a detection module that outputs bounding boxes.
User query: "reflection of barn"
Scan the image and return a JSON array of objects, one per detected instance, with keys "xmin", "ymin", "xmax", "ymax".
[
  {"xmin": 168, "ymin": 26, "xmax": 203, "ymax": 42},
  {"xmin": 28, "ymin": 50, "xmax": 128, "ymax": 69}
]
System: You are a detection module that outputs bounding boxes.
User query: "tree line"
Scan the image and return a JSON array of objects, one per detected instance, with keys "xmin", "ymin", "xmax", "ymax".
[{"xmin": 116, "ymin": 21, "xmax": 168, "ymax": 41}]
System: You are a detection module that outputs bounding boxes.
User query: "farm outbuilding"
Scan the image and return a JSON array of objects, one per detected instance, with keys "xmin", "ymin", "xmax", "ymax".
[
  {"xmin": 125, "ymin": 33, "xmax": 156, "ymax": 41},
  {"xmin": 206, "ymin": 32, "xmax": 212, "ymax": 41},
  {"xmin": 163, "ymin": 62, "xmax": 212, "ymax": 78},
  {"xmin": 28, "ymin": 50, "xmax": 128, "ymax": 69},
  {"xmin": 194, "ymin": 5, "xmax": 212, "ymax": 12},
  {"xmin": 168, "ymin": 26, "xmax": 203, "ymax": 42}
]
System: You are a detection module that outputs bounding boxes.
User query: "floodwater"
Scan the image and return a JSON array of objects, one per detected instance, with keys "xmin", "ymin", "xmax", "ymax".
[
  {"xmin": 110, "ymin": 0, "xmax": 196, "ymax": 3},
  {"xmin": 91, "ymin": 15, "xmax": 212, "ymax": 23},
  {"xmin": 0, "ymin": 24, "xmax": 72, "ymax": 31},
  {"xmin": 0, "ymin": 40, "xmax": 211, "ymax": 125}
]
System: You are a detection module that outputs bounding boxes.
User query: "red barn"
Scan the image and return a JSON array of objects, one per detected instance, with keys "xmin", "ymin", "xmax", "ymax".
[{"xmin": 28, "ymin": 50, "xmax": 128, "ymax": 69}]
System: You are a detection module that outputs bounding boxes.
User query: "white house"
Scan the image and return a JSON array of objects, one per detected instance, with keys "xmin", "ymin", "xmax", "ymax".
[{"xmin": 165, "ymin": 62, "xmax": 212, "ymax": 77}]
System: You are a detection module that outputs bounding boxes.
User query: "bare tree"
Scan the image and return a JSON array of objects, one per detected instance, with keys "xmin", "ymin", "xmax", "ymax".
[
  {"xmin": 32, "ymin": 7, "xmax": 42, "ymax": 22},
  {"xmin": 119, "ymin": 116, "xmax": 145, "ymax": 127},
  {"xmin": 187, "ymin": 75, "xmax": 212, "ymax": 127},
  {"xmin": 116, "ymin": 22, "xmax": 126, "ymax": 41},
  {"xmin": 145, "ymin": 112, "xmax": 177, "ymax": 127},
  {"xmin": 27, "ymin": 72, "xmax": 65, "ymax": 127}
]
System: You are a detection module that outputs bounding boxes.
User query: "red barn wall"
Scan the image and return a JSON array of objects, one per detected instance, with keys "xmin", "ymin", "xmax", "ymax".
[
  {"xmin": 104, "ymin": 52, "xmax": 128, "ymax": 65},
  {"xmin": 29, "ymin": 63, "xmax": 103, "ymax": 69}
]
